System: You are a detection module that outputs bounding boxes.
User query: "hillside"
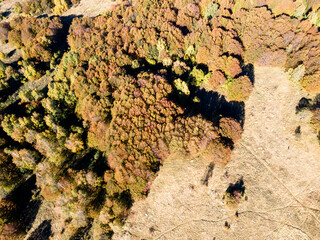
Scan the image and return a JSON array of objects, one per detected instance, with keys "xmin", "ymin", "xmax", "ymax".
[{"xmin": 0, "ymin": 1, "xmax": 319, "ymax": 240}]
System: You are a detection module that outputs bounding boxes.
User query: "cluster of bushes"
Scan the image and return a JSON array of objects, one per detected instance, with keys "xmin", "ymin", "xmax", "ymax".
[
  {"xmin": 232, "ymin": 6, "xmax": 320, "ymax": 93},
  {"xmin": 7, "ymin": 16, "xmax": 64, "ymax": 61},
  {"xmin": 14, "ymin": 0, "xmax": 53, "ymax": 16},
  {"xmin": 4, "ymin": 16, "xmax": 65, "ymax": 81},
  {"xmin": 14, "ymin": 0, "xmax": 80, "ymax": 16},
  {"xmin": 231, "ymin": 0, "xmax": 320, "ymax": 27}
]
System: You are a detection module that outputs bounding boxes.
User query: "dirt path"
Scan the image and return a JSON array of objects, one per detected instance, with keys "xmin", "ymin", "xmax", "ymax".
[
  {"xmin": 113, "ymin": 67, "xmax": 320, "ymax": 240},
  {"xmin": 0, "ymin": 0, "xmax": 117, "ymax": 17},
  {"xmin": 62, "ymin": 0, "xmax": 118, "ymax": 17}
]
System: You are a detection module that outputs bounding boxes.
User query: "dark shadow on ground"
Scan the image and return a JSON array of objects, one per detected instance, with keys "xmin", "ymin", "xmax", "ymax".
[
  {"xmin": 296, "ymin": 94, "xmax": 320, "ymax": 113},
  {"xmin": 2, "ymin": 11, "xmax": 10, "ymax": 18},
  {"xmin": 177, "ymin": 88, "xmax": 245, "ymax": 127},
  {"xmin": 20, "ymin": 199, "xmax": 42, "ymax": 233},
  {"xmin": 124, "ymin": 60, "xmax": 248, "ymax": 128},
  {"xmin": 226, "ymin": 177, "xmax": 245, "ymax": 196},
  {"xmin": 2, "ymin": 175, "xmax": 39, "ymax": 235},
  {"xmin": 28, "ymin": 220, "xmax": 53, "ymax": 240},
  {"xmin": 7, "ymin": 49, "xmax": 16, "ymax": 58},
  {"xmin": 6, "ymin": 174, "xmax": 36, "ymax": 212},
  {"xmin": 242, "ymin": 63, "xmax": 255, "ymax": 85},
  {"xmin": 55, "ymin": 14, "xmax": 84, "ymax": 55},
  {"xmin": 70, "ymin": 219, "xmax": 93, "ymax": 240}
]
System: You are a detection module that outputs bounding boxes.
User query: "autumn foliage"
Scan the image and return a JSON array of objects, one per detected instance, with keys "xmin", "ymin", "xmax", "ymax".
[
  {"xmin": 8, "ymin": 16, "xmax": 63, "ymax": 62},
  {"xmin": 232, "ymin": 6, "xmax": 320, "ymax": 93},
  {"xmin": 1, "ymin": 0, "xmax": 320, "ymax": 239},
  {"xmin": 17, "ymin": 0, "xmax": 79, "ymax": 16}
]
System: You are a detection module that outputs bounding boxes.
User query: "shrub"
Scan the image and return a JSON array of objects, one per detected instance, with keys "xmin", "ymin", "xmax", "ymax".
[
  {"xmin": 65, "ymin": 133, "xmax": 84, "ymax": 153},
  {"xmin": 310, "ymin": 108, "xmax": 320, "ymax": 132},
  {"xmin": 189, "ymin": 67, "xmax": 211, "ymax": 87},
  {"xmin": 173, "ymin": 78, "xmax": 190, "ymax": 95},
  {"xmin": 21, "ymin": 61, "xmax": 42, "ymax": 81},
  {"xmin": 14, "ymin": 3, "xmax": 23, "ymax": 14},
  {"xmin": 300, "ymin": 73, "xmax": 320, "ymax": 93},
  {"xmin": 22, "ymin": 0, "xmax": 54, "ymax": 16},
  {"xmin": 219, "ymin": 118, "xmax": 243, "ymax": 144},
  {"xmin": 205, "ymin": 2, "xmax": 220, "ymax": 20},
  {"xmin": 8, "ymin": 30, "xmax": 22, "ymax": 48},
  {"xmin": 220, "ymin": 76, "xmax": 253, "ymax": 102},
  {"xmin": 53, "ymin": 0, "xmax": 70, "ymax": 14}
]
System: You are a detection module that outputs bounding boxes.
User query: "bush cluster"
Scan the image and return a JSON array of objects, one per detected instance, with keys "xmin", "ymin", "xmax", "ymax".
[
  {"xmin": 15, "ymin": 0, "xmax": 80, "ymax": 16},
  {"xmin": 233, "ymin": 7, "xmax": 320, "ymax": 93}
]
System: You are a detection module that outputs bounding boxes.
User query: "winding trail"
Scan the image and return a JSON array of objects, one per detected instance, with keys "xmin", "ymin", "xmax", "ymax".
[{"xmin": 113, "ymin": 67, "xmax": 320, "ymax": 240}]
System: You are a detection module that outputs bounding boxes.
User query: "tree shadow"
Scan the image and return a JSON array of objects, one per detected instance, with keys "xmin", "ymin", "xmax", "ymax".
[
  {"xmin": 242, "ymin": 63, "xmax": 255, "ymax": 85},
  {"xmin": 175, "ymin": 88, "xmax": 245, "ymax": 127},
  {"xmin": 6, "ymin": 49, "xmax": 16, "ymax": 58},
  {"xmin": 2, "ymin": 175, "xmax": 41, "ymax": 235},
  {"xmin": 56, "ymin": 15, "xmax": 84, "ymax": 53},
  {"xmin": 59, "ymin": 14, "xmax": 84, "ymax": 26},
  {"xmin": 201, "ymin": 162, "xmax": 215, "ymax": 186},
  {"xmin": 296, "ymin": 94, "xmax": 320, "ymax": 113},
  {"xmin": 27, "ymin": 220, "xmax": 53, "ymax": 240},
  {"xmin": 226, "ymin": 177, "xmax": 245, "ymax": 196},
  {"xmin": 2, "ymin": 11, "xmax": 10, "ymax": 18},
  {"xmin": 20, "ymin": 199, "xmax": 42, "ymax": 233}
]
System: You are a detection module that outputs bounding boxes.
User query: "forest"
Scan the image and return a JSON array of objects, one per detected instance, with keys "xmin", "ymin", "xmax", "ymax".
[{"xmin": 0, "ymin": 0, "xmax": 320, "ymax": 239}]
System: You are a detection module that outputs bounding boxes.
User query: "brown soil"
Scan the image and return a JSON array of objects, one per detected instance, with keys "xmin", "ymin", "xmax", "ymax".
[
  {"xmin": 62, "ymin": 0, "xmax": 118, "ymax": 17},
  {"xmin": 113, "ymin": 67, "xmax": 320, "ymax": 240}
]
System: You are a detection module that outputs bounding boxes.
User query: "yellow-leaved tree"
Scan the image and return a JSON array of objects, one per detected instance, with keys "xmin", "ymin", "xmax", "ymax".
[{"xmin": 53, "ymin": 0, "xmax": 69, "ymax": 14}]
